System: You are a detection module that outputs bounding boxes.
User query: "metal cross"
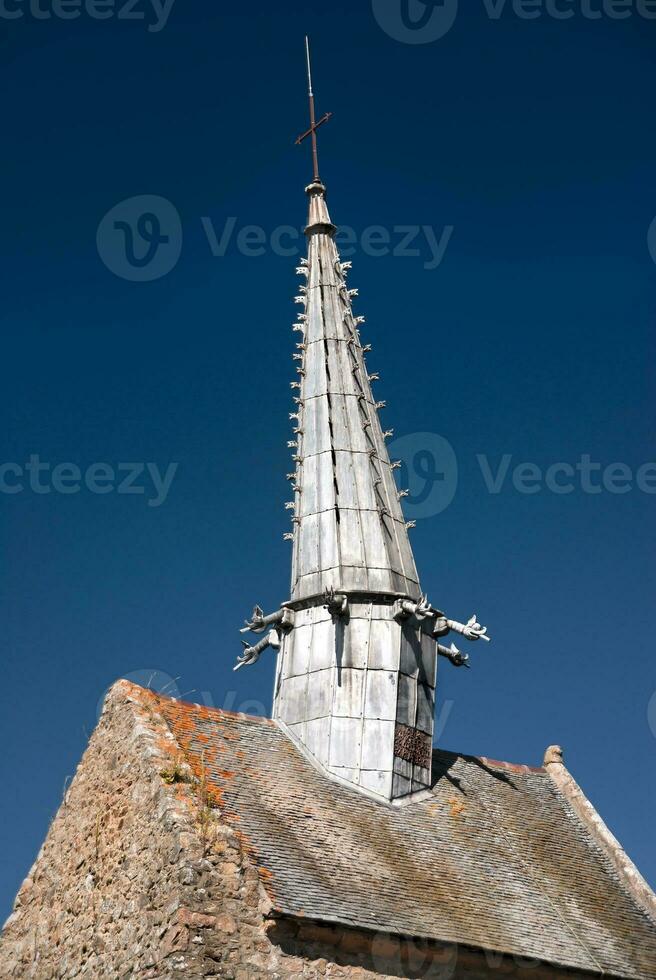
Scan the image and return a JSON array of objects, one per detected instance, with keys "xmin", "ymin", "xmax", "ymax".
[{"xmin": 295, "ymin": 36, "xmax": 332, "ymax": 184}]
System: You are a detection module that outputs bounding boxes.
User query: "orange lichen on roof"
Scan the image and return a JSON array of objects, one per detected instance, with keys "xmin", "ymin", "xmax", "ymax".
[
  {"xmin": 447, "ymin": 798, "xmax": 466, "ymax": 820},
  {"xmin": 125, "ymin": 681, "xmax": 547, "ymax": 781}
]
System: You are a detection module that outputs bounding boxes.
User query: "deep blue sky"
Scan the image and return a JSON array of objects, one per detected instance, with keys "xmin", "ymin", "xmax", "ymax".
[{"xmin": 1, "ymin": 0, "xmax": 655, "ymax": 922}]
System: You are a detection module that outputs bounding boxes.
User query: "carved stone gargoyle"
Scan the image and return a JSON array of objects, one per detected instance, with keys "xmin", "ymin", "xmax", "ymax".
[
  {"xmin": 234, "ymin": 605, "xmax": 295, "ymax": 671},
  {"xmin": 394, "ymin": 596, "xmax": 491, "ymax": 669},
  {"xmin": 323, "ymin": 586, "xmax": 348, "ymax": 617},
  {"xmin": 235, "ymin": 595, "xmax": 490, "ymax": 671}
]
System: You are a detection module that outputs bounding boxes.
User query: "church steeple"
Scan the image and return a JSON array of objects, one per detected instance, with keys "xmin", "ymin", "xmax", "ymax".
[
  {"xmin": 234, "ymin": 41, "xmax": 490, "ymax": 803},
  {"xmin": 288, "ymin": 178, "xmax": 420, "ymax": 602}
]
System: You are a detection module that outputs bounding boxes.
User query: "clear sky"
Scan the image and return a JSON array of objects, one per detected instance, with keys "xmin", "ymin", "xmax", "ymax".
[{"xmin": 1, "ymin": 0, "xmax": 655, "ymax": 923}]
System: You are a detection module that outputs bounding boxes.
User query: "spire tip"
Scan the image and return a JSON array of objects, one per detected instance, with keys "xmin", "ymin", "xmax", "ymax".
[{"xmin": 295, "ymin": 36, "xmax": 331, "ymax": 185}]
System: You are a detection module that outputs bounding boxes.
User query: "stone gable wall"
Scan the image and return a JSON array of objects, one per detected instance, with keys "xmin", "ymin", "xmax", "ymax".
[
  {"xmin": 0, "ymin": 683, "xmax": 591, "ymax": 980},
  {"xmin": 0, "ymin": 682, "xmax": 272, "ymax": 978}
]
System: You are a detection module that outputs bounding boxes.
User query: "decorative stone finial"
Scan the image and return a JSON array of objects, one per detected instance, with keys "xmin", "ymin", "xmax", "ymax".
[{"xmin": 544, "ymin": 745, "xmax": 564, "ymax": 767}]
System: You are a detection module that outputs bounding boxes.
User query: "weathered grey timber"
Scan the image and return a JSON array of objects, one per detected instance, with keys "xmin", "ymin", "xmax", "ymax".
[
  {"xmin": 288, "ymin": 181, "xmax": 419, "ymax": 600},
  {"xmin": 236, "ymin": 178, "xmax": 490, "ymax": 802}
]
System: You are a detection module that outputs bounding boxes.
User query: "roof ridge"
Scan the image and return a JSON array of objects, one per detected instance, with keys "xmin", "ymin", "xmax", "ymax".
[
  {"xmin": 476, "ymin": 754, "xmax": 546, "ymax": 775},
  {"xmin": 119, "ymin": 683, "xmax": 547, "ymax": 773},
  {"xmin": 117, "ymin": 680, "xmax": 276, "ymax": 727},
  {"xmin": 433, "ymin": 745, "xmax": 546, "ymax": 775}
]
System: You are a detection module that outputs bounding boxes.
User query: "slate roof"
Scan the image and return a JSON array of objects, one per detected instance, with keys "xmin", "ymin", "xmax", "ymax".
[{"xmin": 144, "ymin": 688, "xmax": 656, "ymax": 979}]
